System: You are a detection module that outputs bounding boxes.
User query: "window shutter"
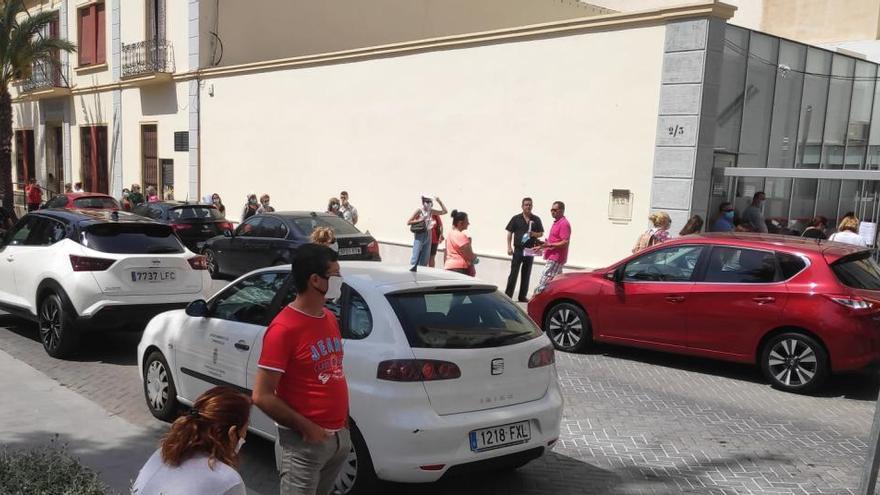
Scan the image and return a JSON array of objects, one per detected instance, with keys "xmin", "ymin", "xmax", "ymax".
[
  {"xmin": 78, "ymin": 7, "xmax": 95, "ymax": 66},
  {"xmin": 95, "ymin": 3, "xmax": 106, "ymax": 64}
]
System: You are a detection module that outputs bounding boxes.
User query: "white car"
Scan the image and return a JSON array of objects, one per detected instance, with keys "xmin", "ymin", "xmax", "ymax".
[
  {"xmin": 0, "ymin": 209, "xmax": 212, "ymax": 358},
  {"xmin": 137, "ymin": 262, "xmax": 563, "ymax": 494}
]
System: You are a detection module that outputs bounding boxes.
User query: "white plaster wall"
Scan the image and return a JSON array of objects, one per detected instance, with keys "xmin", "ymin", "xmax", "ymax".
[
  {"xmin": 67, "ymin": 0, "xmax": 114, "ymax": 88},
  {"xmin": 587, "ymin": 1, "xmax": 763, "ymax": 30},
  {"xmin": 200, "ymin": 25, "xmax": 665, "ymax": 269},
  {"xmin": 119, "ymin": 82, "xmax": 192, "ymax": 198},
  {"xmin": 118, "ymin": 0, "xmax": 190, "ymax": 72},
  {"xmin": 70, "ymin": 90, "xmax": 113, "ymax": 185}
]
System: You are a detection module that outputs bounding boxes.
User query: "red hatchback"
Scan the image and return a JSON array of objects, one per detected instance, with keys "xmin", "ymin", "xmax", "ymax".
[
  {"xmin": 44, "ymin": 192, "xmax": 120, "ymax": 211},
  {"xmin": 527, "ymin": 233, "xmax": 880, "ymax": 393}
]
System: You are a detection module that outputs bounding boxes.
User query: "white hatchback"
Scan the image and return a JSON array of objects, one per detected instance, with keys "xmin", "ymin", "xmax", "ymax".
[
  {"xmin": 0, "ymin": 209, "xmax": 211, "ymax": 358},
  {"xmin": 137, "ymin": 262, "xmax": 563, "ymax": 494}
]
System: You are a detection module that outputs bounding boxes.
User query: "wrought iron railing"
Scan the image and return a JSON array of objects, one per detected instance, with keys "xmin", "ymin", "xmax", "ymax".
[
  {"xmin": 21, "ymin": 60, "xmax": 65, "ymax": 92},
  {"xmin": 121, "ymin": 38, "xmax": 174, "ymax": 78}
]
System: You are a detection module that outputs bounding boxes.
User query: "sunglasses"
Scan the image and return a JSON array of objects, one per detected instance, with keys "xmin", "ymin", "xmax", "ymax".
[{"xmin": 550, "ymin": 208, "xmax": 560, "ymax": 212}]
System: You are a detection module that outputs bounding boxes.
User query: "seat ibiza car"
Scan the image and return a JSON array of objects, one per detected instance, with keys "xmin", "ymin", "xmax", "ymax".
[
  {"xmin": 528, "ymin": 233, "xmax": 880, "ymax": 393},
  {"xmin": 138, "ymin": 262, "xmax": 562, "ymax": 494},
  {"xmin": 0, "ymin": 209, "xmax": 211, "ymax": 358}
]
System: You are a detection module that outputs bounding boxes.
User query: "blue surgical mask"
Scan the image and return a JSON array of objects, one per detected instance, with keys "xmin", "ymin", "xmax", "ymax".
[{"xmin": 724, "ymin": 211, "xmax": 734, "ymax": 220}]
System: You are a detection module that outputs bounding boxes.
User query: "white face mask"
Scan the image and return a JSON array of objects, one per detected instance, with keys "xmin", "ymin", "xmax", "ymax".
[
  {"xmin": 325, "ymin": 275, "xmax": 343, "ymax": 300},
  {"xmin": 235, "ymin": 437, "xmax": 246, "ymax": 454}
]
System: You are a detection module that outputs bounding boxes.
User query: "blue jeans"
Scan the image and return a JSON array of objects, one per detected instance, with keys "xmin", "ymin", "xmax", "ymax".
[{"xmin": 411, "ymin": 231, "xmax": 431, "ymax": 266}]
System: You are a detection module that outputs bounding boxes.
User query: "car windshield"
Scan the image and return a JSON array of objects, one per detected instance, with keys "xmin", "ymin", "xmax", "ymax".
[
  {"xmin": 80, "ymin": 223, "xmax": 184, "ymax": 254},
  {"xmin": 831, "ymin": 251, "xmax": 880, "ymax": 290},
  {"xmin": 293, "ymin": 216, "xmax": 360, "ymax": 236},
  {"xmin": 168, "ymin": 206, "xmax": 224, "ymax": 221},
  {"xmin": 386, "ymin": 289, "xmax": 542, "ymax": 349},
  {"xmin": 73, "ymin": 196, "xmax": 119, "ymax": 209}
]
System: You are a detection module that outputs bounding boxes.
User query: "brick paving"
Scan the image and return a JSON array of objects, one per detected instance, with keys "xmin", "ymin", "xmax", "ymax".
[{"xmin": 0, "ymin": 311, "xmax": 877, "ymax": 494}]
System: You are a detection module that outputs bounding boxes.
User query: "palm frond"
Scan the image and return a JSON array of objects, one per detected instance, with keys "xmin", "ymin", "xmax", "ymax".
[{"xmin": 0, "ymin": 0, "xmax": 75, "ymax": 86}]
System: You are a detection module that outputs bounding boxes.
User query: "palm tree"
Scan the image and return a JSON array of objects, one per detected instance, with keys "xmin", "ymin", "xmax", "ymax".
[{"xmin": 0, "ymin": 0, "xmax": 74, "ymax": 215}]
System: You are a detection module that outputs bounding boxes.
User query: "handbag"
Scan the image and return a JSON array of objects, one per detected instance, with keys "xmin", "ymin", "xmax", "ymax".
[{"xmin": 410, "ymin": 221, "xmax": 427, "ymax": 234}]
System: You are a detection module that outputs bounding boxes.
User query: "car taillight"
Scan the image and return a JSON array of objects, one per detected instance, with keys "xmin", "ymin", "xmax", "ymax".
[
  {"xmin": 69, "ymin": 255, "xmax": 115, "ymax": 272},
  {"xmin": 366, "ymin": 241, "xmax": 380, "ymax": 255},
  {"xmin": 188, "ymin": 255, "xmax": 208, "ymax": 270},
  {"xmin": 218, "ymin": 222, "xmax": 234, "ymax": 231},
  {"xmin": 528, "ymin": 345, "xmax": 555, "ymax": 368},
  {"xmin": 377, "ymin": 360, "xmax": 461, "ymax": 382},
  {"xmin": 171, "ymin": 223, "xmax": 192, "ymax": 231},
  {"xmin": 825, "ymin": 294, "xmax": 878, "ymax": 311}
]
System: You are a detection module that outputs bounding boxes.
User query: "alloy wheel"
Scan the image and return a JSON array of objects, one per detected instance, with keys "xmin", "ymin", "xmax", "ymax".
[
  {"xmin": 146, "ymin": 360, "xmax": 170, "ymax": 411},
  {"xmin": 333, "ymin": 446, "xmax": 358, "ymax": 494},
  {"xmin": 39, "ymin": 299, "xmax": 61, "ymax": 352},
  {"xmin": 547, "ymin": 307, "xmax": 583, "ymax": 349},
  {"xmin": 205, "ymin": 250, "xmax": 217, "ymax": 276},
  {"xmin": 767, "ymin": 338, "xmax": 818, "ymax": 387}
]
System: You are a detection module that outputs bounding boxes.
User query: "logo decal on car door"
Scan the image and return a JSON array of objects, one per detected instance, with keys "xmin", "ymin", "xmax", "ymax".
[{"xmin": 491, "ymin": 358, "xmax": 504, "ymax": 376}]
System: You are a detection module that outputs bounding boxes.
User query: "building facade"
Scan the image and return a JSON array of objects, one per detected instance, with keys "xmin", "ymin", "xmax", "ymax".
[{"xmin": 13, "ymin": 1, "xmax": 880, "ymax": 280}]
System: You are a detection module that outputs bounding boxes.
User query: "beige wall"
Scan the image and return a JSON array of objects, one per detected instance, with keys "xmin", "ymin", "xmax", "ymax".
[
  {"xmin": 586, "ymin": 0, "xmax": 763, "ymax": 29},
  {"xmin": 199, "ymin": 24, "xmax": 666, "ymax": 269},
  {"xmin": 67, "ymin": 0, "xmax": 114, "ymax": 89},
  {"xmin": 761, "ymin": 0, "xmax": 880, "ymax": 43},
  {"xmin": 200, "ymin": 0, "xmax": 612, "ymax": 67},
  {"xmin": 120, "ymin": 0, "xmax": 193, "ymax": 72}
]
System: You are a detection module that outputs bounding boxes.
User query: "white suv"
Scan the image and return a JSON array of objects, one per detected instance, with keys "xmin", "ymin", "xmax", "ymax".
[
  {"xmin": 138, "ymin": 262, "xmax": 563, "ymax": 494},
  {"xmin": 0, "ymin": 209, "xmax": 211, "ymax": 358}
]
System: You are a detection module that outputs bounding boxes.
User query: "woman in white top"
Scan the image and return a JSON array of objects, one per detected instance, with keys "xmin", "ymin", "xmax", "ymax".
[
  {"xmin": 828, "ymin": 215, "xmax": 868, "ymax": 247},
  {"xmin": 132, "ymin": 386, "xmax": 251, "ymax": 495}
]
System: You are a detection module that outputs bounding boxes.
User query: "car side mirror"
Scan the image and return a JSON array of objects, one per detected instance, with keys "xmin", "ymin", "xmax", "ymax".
[
  {"xmin": 224, "ymin": 229, "xmax": 234, "ymax": 238},
  {"xmin": 185, "ymin": 299, "xmax": 209, "ymax": 317},
  {"xmin": 605, "ymin": 267, "xmax": 624, "ymax": 284}
]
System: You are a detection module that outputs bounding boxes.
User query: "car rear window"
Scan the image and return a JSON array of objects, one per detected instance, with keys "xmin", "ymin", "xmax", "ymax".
[
  {"xmin": 169, "ymin": 206, "xmax": 224, "ymax": 221},
  {"xmin": 831, "ymin": 251, "xmax": 880, "ymax": 290},
  {"xmin": 73, "ymin": 197, "xmax": 119, "ymax": 209},
  {"xmin": 386, "ymin": 289, "xmax": 542, "ymax": 349},
  {"xmin": 293, "ymin": 216, "xmax": 361, "ymax": 236},
  {"xmin": 80, "ymin": 223, "xmax": 184, "ymax": 254}
]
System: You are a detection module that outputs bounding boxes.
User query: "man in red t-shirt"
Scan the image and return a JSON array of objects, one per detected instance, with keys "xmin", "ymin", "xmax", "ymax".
[
  {"xmin": 253, "ymin": 244, "xmax": 350, "ymax": 495},
  {"xmin": 25, "ymin": 179, "xmax": 42, "ymax": 212}
]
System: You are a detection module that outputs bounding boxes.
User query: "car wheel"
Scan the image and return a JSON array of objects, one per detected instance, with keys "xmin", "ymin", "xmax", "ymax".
[
  {"xmin": 38, "ymin": 293, "xmax": 79, "ymax": 358},
  {"xmin": 760, "ymin": 332, "xmax": 829, "ymax": 393},
  {"xmin": 543, "ymin": 302, "xmax": 592, "ymax": 353},
  {"xmin": 143, "ymin": 351, "xmax": 180, "ymax": 422},
  {"xmin": 204, "ymin": 248, "xmax": 221, "ymax": 278},
  {"xmin": 333, "ymin": 425, "xmax": 378, "ymax": 495}
]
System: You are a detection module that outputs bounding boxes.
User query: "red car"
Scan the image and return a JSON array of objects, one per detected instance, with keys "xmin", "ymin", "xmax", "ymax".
[
  {"xmin": 44, "ymin": 192, "xmax": 120, "ymax": 211},
  {"xmin": 527, "ymin": 233, "xmax": 880, "ymax": 393}
]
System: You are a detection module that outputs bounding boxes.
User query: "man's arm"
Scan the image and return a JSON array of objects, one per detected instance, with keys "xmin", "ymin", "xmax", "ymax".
[
  {"xmin": 252, "ymin": 369, "xmax": 330, "ymax": 443},
  {"xmin": 506, "ymin": 231, "xmax": 513, "ymax": 256}
]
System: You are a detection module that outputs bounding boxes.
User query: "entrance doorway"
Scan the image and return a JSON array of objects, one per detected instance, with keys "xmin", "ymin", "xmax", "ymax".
[
  {"xmin": 14, "ymin": 129, "xmax": 35, "ymax": 187},
  {"xmin": 45, "ymin": 125, "xmax": 63, "ymax": 197},
  {"xmin": 80, "ymin": 126, "xmax": 109, "ymax": 193},
  {"xmin": 141, "ymin": 124, "xmax": 158, "ymax": 195}
]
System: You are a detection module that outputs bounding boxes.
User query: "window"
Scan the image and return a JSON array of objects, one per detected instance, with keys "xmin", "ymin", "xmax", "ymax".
[
  {"xmin": 77, "ymin": 2, "xmax": 106, "ymax": 67},
  {"xmin": 703, "ymin": 247, "xmax": 777, "ymax": 283},
  {"xmin": 169, "ymin": 206, "xmax": 223, "ymax": 221},
  {"xmin": 212, "ymin": 272, "xmax": 287, "ymax": 325},
  {"xmin": 292, "ymin": 216, "xmax": 361, "ymax": 237},
  {"xmin": 346, "ymin": 290, "xmax": 372, "ymax": 339},
  {"xmin": 387, "ymin": 289, "xmax": 541, "ymax": 349},
  {"xmin": 45, "ymin": 195, "xmax": 69, "ymax": 208},
  {"xmin": 257, "ymin": 217, "xmax": 288, "ymax": 239},
  {"xmin": 73, "ymin": 196, "xmax": 120, "ymax": 210},
  {"xmin": 81, "ymin": 223, "xmax": 183, "ymax": 254},
  {"xmin": 777, "ymin": 253, "xmax": 807, "ymax": 280},
  {"xmin": 237, "ymin": 217, "xmax": 262, "ymax": 237},
  {"xmin": 830, "ymin": 252, "xmax": 880, "ymax": 290},
  {"xmin": 7, "ymin": 217, "xmax": 36, "ymax": 246},
  {"xmin": 623, "ymin": 246, "xmax": 703, "ymax": 282},
  {"xmin": 26, "ymin": 218, "xmax": 67, "ymax": 246}
]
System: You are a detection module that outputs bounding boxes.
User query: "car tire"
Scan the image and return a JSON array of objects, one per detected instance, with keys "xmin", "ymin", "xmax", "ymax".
[
  {"xmin": 204, "ymin": 248, "xmax": 221, "ymax": 278},
  {"xmin": 38, "ymin": 293, "xmax": 79, "ymax": 358},
  {"xmin": 543, "ymin": 302, "xmax": 592, "ymax": 353},
  {"xmin": 333, "ymin": 424, "xmax": 378, "ymax": 495},
  {"xmin": 760, "ymin": 332, "xmax": 829, "ymax": 393},
  {"xmin": 143, "ymin": 351, "xmax": 180, "ymax": 422}
]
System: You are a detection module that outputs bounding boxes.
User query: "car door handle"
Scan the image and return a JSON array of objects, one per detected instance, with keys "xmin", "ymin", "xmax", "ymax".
[
  {"xmin": 753, "ymin": 296, "xmax": 776, "ymax": 304},
  {"xmin": 665, "ymin": 295, "xmax": 685, "ymax": 303},
  {"xmin": 234, "ymin": 340, "xmax": 250, "ymax": 351}
]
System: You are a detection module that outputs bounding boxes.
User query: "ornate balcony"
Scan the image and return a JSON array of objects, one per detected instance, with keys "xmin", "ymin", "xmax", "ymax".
[
  {"xmin": 121, "ymin": 39, "xmax": 174, "ymax": 79},
  {"xmin": 19, "ymin": 60, "xmax": 68, "ymax": 95}
]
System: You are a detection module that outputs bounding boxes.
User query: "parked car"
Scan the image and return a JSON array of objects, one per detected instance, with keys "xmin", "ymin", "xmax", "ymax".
[
  {"xmin": 201, "ymin": 211, "xmax": 380, "ymax": 279},
  {"xmin": 0, "ymin": 209, "xmax": 211, "ymax": 358},
  {"xmin": 138, "ymin": 263, "xmax": 562, "ymax": 494},
  {"xmin": 132, "ymin": 201, "xmax": 233, "ymax": 253},
  {"xmin": 528, "ymin": 233, "xmax": 880, "ymax": 393},
  {"xmin": 44, "ymin": 192, "xmax": 120, "ymax": 211}
]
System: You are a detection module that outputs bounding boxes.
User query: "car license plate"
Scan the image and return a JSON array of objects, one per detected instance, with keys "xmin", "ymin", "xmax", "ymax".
[
  {"xmin": 338, "ymin": 247, "xmax": 362, "ymax": 256},
  {"xmin": 130, "ymin": 270, "xmax": 177, "ymax": 283},
  {"xmin": 469, "ymin": 421, "xmax": 531, "ymax": 452}
]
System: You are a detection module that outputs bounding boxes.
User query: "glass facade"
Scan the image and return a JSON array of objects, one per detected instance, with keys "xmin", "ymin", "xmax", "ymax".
[{"xmin": 710, "ymin": 25, "xmax": 880, "ymax": 244}]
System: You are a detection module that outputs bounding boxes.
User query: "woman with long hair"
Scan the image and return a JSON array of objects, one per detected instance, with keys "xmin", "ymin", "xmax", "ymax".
[
  {"xmin": 132, "ymin": 386, "xmax": 251, "ymax": 495},
  {"xmin": 444, "ymin": 209, "xmax": 477, "ymax": 276},
  {"xmin": 679, "ymin": 215, "xmax": 704, "ymax": 236}
]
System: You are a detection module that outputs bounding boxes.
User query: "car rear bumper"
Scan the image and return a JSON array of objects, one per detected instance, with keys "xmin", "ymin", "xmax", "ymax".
[
  {"xmin": 366, "ymin": 383, "xmax": 563, "ymax": 484},
  {"xmin": 77, "ymin": 302, "xmax": 189, "ymax": 331}
]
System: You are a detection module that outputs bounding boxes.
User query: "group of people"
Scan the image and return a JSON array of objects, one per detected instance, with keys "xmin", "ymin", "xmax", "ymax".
[
  {"xmin": 119, "ymin": 184, "xmax": 161, "ymax": 210},
  {"xmin": 240, "ymin": 193, "xmax": 275, "ymax": 222},
  {"xmin": 325, "ymin": 191, "xmax": 358, "ymax": 225},
  {"xmin": 406, "ymin": 195, "xmax": 572, "ymax": 300},
  {"xmin": 133, "ymin": 244, "xmax": 351, "ymax": 495}
]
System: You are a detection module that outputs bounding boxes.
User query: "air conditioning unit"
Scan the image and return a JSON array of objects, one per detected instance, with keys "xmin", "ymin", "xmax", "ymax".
[{"xmin": 848, "ymin": 121, "xmax": 870, "ymax": 143}]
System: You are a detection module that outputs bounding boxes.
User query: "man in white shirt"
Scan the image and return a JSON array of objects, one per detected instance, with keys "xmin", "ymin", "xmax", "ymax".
[{"xmin": 339, "ymin": 191, "xmax": 358, "ymax": 225}]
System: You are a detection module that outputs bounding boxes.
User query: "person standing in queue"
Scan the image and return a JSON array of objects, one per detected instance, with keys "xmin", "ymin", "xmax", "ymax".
[
  {"xmin": 252, "ymin": 244, "xmax": 350, "ymax": 495},
  {"xmin": 25, "ymin": 178, "xmax": 42, "ymax": 212},
  {"xmin": 534, "ymin": 201, "xmax": 571, "ymax": 295},
  {"xmin": 505, "ymin": 197, "xmax": 544, "ymax": 302},
  {"xmin": 444, "ymin": 210, "xmax": 477, "ymax": 276},
  {"xmin": 407, "ymin": 195, "xmax": 447, "ymax": 269},
  {"xmin": 242, "ymin": 194, "xmax": 259, "ymax": 222}
]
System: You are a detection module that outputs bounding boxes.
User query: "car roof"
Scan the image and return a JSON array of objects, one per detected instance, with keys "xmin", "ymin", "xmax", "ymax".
[
  {"xmin": 663, "ymin": 232, "xmax": 868, "ymax": 258},
  {"xmin": 34, "ymin": 208, "xmax": 160, "ymax": 226},
  {"xmin": 250, "ymin": 261, "xmax": 496, "ymax": 293},
  {"xmin": 143, "ymin": 201, "xmax": 217, "ymax": 209},
  {"xmin": 271, "ymin": 211, "xmax": 343, "ymax": 219},
  {"xmin": 62, "ymin": 192, "xmax": 115, "ymax": 199}
]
